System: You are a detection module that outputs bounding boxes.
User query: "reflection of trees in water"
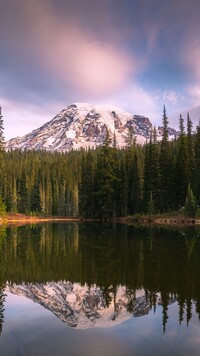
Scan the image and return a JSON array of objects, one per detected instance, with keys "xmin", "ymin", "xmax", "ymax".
[
  {"xmin": 1, "ymin": 224, "xmax": 200, "ymax": 331},
  {"xmin": 0, "ymin": 226, "xmax": 6, "ymax": 335},
  {"xmin": 0, "ymin": 286, "xmax": 5, "ymax": 335}
]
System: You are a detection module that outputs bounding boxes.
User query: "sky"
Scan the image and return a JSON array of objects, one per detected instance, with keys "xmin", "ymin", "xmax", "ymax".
[{"xmin": 1, "ymin": 0, "xmax": 200, "ymax": 140}]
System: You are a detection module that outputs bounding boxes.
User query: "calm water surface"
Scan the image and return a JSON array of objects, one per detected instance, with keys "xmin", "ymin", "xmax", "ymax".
[{"xmin": 0, "ymin": 223, "xmax": 200, "ymax": 355}]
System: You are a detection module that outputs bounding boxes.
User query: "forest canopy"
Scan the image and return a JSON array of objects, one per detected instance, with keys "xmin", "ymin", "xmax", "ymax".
[{"xmin": 0, "ymin": 107, "xmax": 200, "ymax": 218}]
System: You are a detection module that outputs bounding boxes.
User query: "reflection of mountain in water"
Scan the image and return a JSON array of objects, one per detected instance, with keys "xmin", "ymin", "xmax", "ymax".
[
  {"xmin": 6, "ymin": 282, "xmax": 176, "ymax": 329},
  {"xmin": 1, "ymin": 223, "xmax": 200, "ymax": 332}
]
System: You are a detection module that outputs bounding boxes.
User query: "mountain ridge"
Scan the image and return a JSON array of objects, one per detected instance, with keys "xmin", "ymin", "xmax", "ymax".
[
  {"xmin": 5, "ymin": 103, "xmax": 178, "ymax": 152},
  {"xmin": 6, "ymin": 282, "xmax": 176, "ymax": 329}
]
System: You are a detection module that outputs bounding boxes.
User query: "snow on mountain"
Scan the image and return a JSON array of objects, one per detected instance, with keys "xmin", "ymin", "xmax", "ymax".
[
  {"xmin": 5, "ymin": 282, "xmax": 176, "ymax": 329},
  {"xmin": 5, "ymin": 103, "xmax": 177, "ymax": 152}
]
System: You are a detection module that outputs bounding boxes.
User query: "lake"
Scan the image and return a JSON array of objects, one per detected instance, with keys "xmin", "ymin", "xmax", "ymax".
[{"xmin": 0, "ymin": 222, "xmax": 200, "ymax": 355}]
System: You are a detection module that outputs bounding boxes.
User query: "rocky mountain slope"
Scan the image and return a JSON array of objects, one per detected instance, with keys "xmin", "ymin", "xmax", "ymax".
[
  {"xmin": 6, "ymin": 282, "xmax": 176, "ymax": 329},
  {"xmin": 5, "ymin": 103, "xmax": 177, "ymax": 152}
]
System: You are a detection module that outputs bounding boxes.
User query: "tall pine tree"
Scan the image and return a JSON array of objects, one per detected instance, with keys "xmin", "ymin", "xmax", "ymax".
[
  {"xmin": 175, "ymin": 115, "xmax": 188, "ymax": 208},
  {"xmin": 0, "ymin": 107, "xmax": 6, "ymax": 214},
  {"xmin": 95, "ymin": 129, "xmax": 120, "ymax": 218},
  {"xmin": 187, "ymin": 113, "xmax": 195, "ymax": 182},
  {"xmin": 194, "ymin": 122, "xmax": 200, "ymax": 204},
  {"xmin": 159, "ymin": 106, "xmax": 173, "ymax": 211}
]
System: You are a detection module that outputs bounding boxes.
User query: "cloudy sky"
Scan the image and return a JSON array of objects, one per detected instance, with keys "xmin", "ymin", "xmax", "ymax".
[{"xmin": 1, "ymin": 0, "xmax": 200, "ymax": 139}]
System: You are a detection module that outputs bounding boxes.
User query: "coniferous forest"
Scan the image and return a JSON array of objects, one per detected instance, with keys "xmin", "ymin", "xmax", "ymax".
[{"xmin": 0, "ymin": 106, "xmax": 200, "ymax": 218}]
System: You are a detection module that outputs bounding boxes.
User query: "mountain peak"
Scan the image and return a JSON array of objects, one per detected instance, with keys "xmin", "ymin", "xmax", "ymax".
[{"xmin": 5, "ymin": 103, "xmax": 177, "ymax": 152}]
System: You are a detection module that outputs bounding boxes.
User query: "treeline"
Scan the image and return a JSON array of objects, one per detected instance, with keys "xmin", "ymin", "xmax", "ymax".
[{"xmin": 0, "ymin": 107, "xmax": 200, "ymax": 217}]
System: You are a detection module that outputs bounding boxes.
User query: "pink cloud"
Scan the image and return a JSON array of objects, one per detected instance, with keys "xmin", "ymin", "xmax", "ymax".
[
  {"xmin": 3, "ymin": 0, "xmax": 136, "ymax": 98},
  {"xmin": 1, "ymin": 96, "xmax": 61, "ymax": 140}
]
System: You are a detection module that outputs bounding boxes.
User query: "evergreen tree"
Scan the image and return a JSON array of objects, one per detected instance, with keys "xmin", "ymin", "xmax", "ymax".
[
  {"xmin": 18, "ymin": 172, "xmax": 29, "ymax": 213},
  {"xmin": 159, "ymin": 106, "xmax": 173, "ymax": 211},
  {"xmin": 120, "ymin": 154, "xmax": 128, "ymax": 216},
  {"xmin": 30, "ymin": 172, "xmax": 41, "ymax": 213},
  {"xmin": 130, "ymin": 152, "xmax": 142, "ymax": 214},
  {"xmin": 0, "ymin": 107, "xmax": 4, "ymax": 166},
  {"xmin": 187, "ymin": 113, "xmax": 195, "ymax": 185},
  {"xmin": 194, "ymin": 122, "xmax": 200, "ymax": 204},
  {"xmin": 150, "ymin": 128, "xmax": 160, "ymax": 211},
  {"xmin": 148, "ymin": 190, "xmax": 154, "ymax": 215},
  {"xmin": 113, "ymin": 131, "xmax": 117, "ymax": 149},
  {"xmin": 123, "ymin": 125, "xmax": 136, "ymax": 215},
  {"xmin": 175, "ymin": 115, "xmax": 188, "ymax": 208},
  {"xmin": 126, "ymin": 125, "xmax": 136, "ymax": 147},
  {"xmin": 161, "ymin": 292, "xmax": 169, "ymax": 334},
  {"xmin": 2, "ymin": 108, "xmax": 200, "ymax": 218},
  {"xmin": 10, "ymin": 178, "xmax": 18, "ymax": 213},
  {"xmin": 95, "ymin": 129, "xmax": 120, "ymax": 218},
  {"xmin": 0, "ymin": 196, "xmax": 6, "ymax": 216},
  {"xmin": 143, "ymin": 140, "xmax": 151, "ymax": 212},
  {"xmin": 79, "ymin": 150, "xmax": 95, "ymax": 218},
  {"xmin": 0, "ymin": 107, "xmax": 5, "ymax": 197},
  {"xmin": 184, "ymin": 184, "xmax": 197, "ymax": 217},
  {"xmin": 143, "ymin": 129, "xmax": 160, "ymax": 213}
]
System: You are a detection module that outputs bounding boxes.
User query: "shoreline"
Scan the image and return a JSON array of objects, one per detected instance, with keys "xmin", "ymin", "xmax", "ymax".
[
  {"xmin": 0, "ymin": 213, "xmax": 200, "ymax": 226},
  {"xmin": 114, "ymin": 216, "xmax": 200, "ymax": 226},
  {"xmin": 0, "ymin": 214, "xmax": 81, "ymax": 226}
]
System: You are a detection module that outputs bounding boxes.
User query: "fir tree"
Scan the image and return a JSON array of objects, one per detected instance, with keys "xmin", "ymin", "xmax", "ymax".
[
  {"xmin": 194, "ymin": 122, "xmax": 200, "ymax": 204},
  {"xmin": 0, "ymin": 107, "xmax": 4, "ymax": 163},
  {"xmin": 175, "ymin": 115, "xmax": 188, "ymax": 208},
  {"xmin": 113, "ymin": 131, "xmax": 117, "ymax": 148},
  {"xmin": 0, "ymin": 107, "xmax": 6, "ymax": 216},
  {"xmin": 95, "ymin": 129, "xmax": 120, "ymax": 218},
  {"xmin": 10, "ymin": 178, "xmax": 18, "ymax": 213},
  {"xmin": 143, "ymin": 140, "xmax": 151, "ymax": 212},
  {"xmin": 184, "ymin": 184, "xmax": 197, "ymax": 217},
  {"xmin": 143, "ymin": 129, "xmax": 160, "ymax": 213},
  {"xmin": 18, "ymin": 172, "xmax": 29, "ymax": 213},
  {"xmin": 150, "ymin": 127, "xmax": 160, "ymax": 211},
  {"xmin": 187, "ymin": 113, "xmax": 195, "ymax": 185},
  {"xmin": 159, "ymin": 106, "xmax": 173, "ymax": 211},
  {"xmin": 79, "ymin": 150, "xmax": 95, "ymax": 218},
  {"xmin": 126, "ymin": 125, "xmax": 136, "ymax": 147},
  {"xmin": 0, "ymin": 196, "xmax": 6, "ymax": 216},
  {"xmin": 130, "ymin": 152, "xmax": 142, "ymax": 214},
  {"xmin": 30, "ymin": 172, "xmax": 41, "ymax": 213},
  {"xmin": 0, "ymin": 107, "xmax": 5, "ymax": 196}
]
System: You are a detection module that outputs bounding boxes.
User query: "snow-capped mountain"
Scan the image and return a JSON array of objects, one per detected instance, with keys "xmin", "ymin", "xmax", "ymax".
[
  {"xmin": 5, "ymin": 103, "xmax": 177, "ymax": 152},
  {"xmin": 6, "ymin": 282, "xmax": 176, "ymax": 329}
]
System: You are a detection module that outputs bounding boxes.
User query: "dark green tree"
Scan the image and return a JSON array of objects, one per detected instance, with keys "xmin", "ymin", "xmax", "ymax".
[
  {"xmin": 184, "ymin": 184, "xmax": 197, "ymax": 217},
  {"xmin": 0, "ymin": 107, "xmax": 4, "ymax": 166},
  {"xmin": 159, "ymin": 106, "xmax": 173, "ymax": 211},
  {"xmin": 194, "ymin": 122, "xmax": 200, "ymax": 204},
  {"xmin": 0, "ymin": 107, "xmax": 5, "ymax": 198},
  {"xmin": 143, "ymin": 128, "xmax": 160, "ymax": 213},
  {"xmin": 18, "ymin": 172, "xmax": 29, "ymax": 213},
  {"xmin": 187, "ymin": 113, "xmax": 195, "ymax": 185},
  {"xmin": 130, "ymin": 151, "xmax": 142, "ymax": 214},
  {"xmin": 126, "ymin": 125, "xmax": 136, "ymax": 147},
  {"xmin": 95, "ymin": 129, "xmax": 120, "ymax": 218},
  {"xmin": 175, "ymin": 115, "xmax": 188, "ymax": 208},
  {"xmin": 79, "ymin": 150, "xmax": 96, "ymax": 218},
  {"xmin": 123, "ymin": 126, "xmax": 136, "ymax": 215},
  {"xmin": 10, "ymin": 178, "xmax": 18, "ymax": 213}
]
